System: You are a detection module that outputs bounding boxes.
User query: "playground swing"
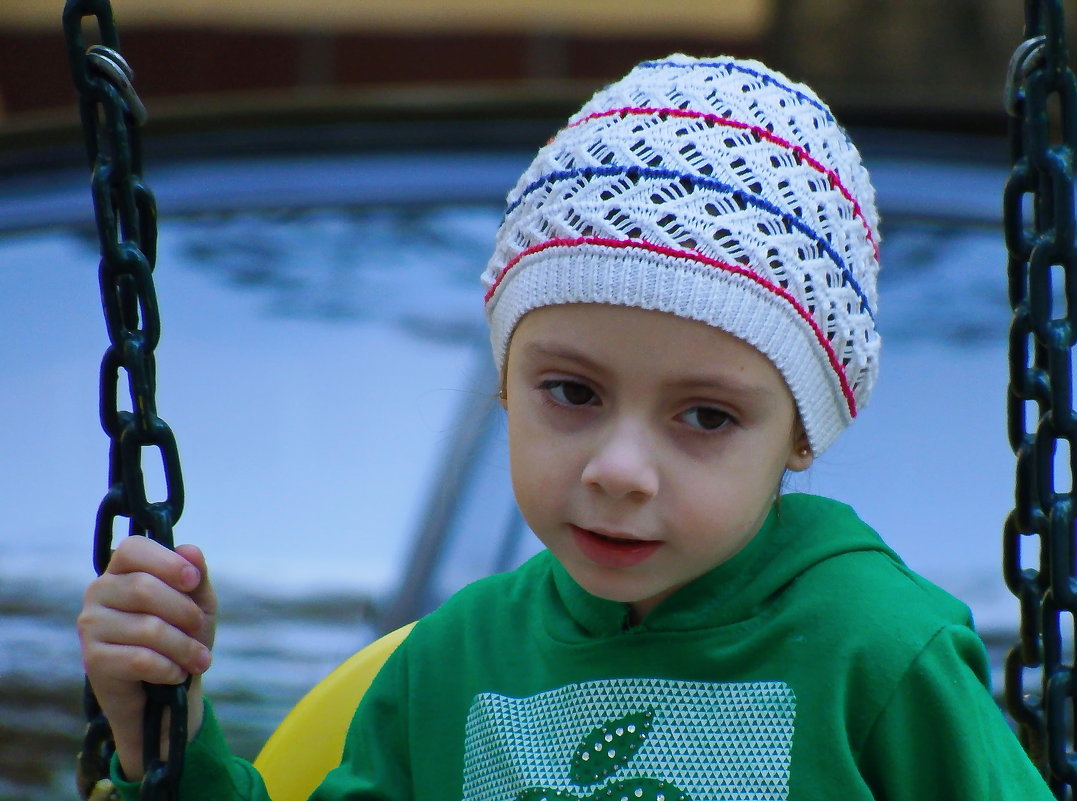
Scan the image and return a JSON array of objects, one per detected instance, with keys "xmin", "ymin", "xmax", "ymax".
[
  {"xmin": 63, "ymin": 0, "xmax": 1077, "ymax": 798},
  {"xmin": 252, "ymin": 623, "xmax": 416, "ymax": 801}
]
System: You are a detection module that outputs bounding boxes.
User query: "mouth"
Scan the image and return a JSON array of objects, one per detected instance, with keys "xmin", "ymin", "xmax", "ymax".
[{"xmin": 569, "ymin": 524, "xmax": 662, "ymax": 568}]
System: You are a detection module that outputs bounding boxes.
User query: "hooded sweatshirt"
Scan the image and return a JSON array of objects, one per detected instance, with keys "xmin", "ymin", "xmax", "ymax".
[{"xmin": 114, "ymin": 493, "xmax": 1053, "ymax": 800}]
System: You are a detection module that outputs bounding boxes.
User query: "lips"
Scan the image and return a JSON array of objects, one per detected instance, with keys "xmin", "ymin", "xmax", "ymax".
[{"xmin": 570, "ymin": 524, "xmax": 661, "ymax": 568}]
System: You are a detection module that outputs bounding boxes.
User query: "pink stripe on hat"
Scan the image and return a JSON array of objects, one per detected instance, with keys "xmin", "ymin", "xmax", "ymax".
[
  {"xmin": 484, "ymin": 234, "xmax": 858, "ymax": 418},
  {"xmin": 482, "ymin": 54, "xmax": 881, "ymax": 454},
  {"xmin": 566, "ymin": 106, "xmax": 879, "ymax": 262}
]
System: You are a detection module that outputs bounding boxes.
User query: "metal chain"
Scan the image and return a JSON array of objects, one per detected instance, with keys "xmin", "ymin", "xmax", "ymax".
[
  {"xmin": 1003, "ymin": 0, "xmax": 1077, "ymax": 796},
  {"xmin": 62, "ymin": 2, "xmax": 188, "ymax": 800}
]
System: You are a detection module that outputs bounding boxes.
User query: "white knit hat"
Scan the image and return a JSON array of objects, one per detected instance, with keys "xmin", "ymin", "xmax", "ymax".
[{"xmin": 482, "ymin": 54, "xmax": 881, "ymax": 455}]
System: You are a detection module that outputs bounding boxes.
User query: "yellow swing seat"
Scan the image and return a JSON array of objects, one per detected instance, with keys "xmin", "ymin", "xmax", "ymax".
[{"xmin": 253, "ymin": 622, "xmax": 416, "ymax": 801}]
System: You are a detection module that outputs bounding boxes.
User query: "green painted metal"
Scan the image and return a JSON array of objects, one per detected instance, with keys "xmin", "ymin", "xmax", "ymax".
[
  {"xmin": 63, "ymin": 2, "xmax": 188, "ymax": 799},
  {"xmin": 1004, "ymin": 0, "xmax": 1077, "ymax": 795}
]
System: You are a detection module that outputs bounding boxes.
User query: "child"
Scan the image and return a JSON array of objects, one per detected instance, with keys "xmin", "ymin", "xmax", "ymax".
[{"xmin": 79, "ymin": 54, "xmax": 1053, "ymax": 799}]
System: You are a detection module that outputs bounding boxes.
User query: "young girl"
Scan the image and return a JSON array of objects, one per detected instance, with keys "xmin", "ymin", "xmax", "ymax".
[{"xmin": 79, "ymin": 54, "xmax": 1053, "ymax": 800}]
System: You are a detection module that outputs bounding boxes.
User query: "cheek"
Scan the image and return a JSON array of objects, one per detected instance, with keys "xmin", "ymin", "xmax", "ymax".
[
  {"xmin": 508, "ymin": 447, "xmax": 563, "ymax": 545},
  {"xmin": 507, "ymin": 412, "xmax": 556, "ymax": 507},
  {"xmin": 507, "ymin": 407, "xmax": 588, "ymax": 522},
  {"xmin": 672, "ymin": 451, "xmax": 781, "ymax": 519}
]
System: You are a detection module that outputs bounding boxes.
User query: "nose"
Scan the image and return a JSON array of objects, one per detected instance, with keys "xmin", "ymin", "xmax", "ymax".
[{"xmin": 580, "ymin": 419, "xmax": 659, "ymax": 500}]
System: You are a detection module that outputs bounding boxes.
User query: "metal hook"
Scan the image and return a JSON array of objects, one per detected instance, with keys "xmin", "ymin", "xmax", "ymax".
[
  {"xmin": 86, "ymin": 44, "xmax": 148, "ymax": 126},
  {"xmin": 1006, "ymin": 35, "xmax": 1048, "ymax": 118}
]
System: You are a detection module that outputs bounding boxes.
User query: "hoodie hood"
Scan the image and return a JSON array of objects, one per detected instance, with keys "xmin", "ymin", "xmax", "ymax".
[{"xmin": 545, "ymin": 493, "xmax": 900, "ymax": 640}]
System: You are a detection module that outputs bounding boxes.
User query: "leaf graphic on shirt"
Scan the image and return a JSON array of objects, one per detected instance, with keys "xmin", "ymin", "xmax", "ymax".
[
  {"xmin": 588, "ymin": 778, "xmax": 689, "ymax": 801},
  {"xmin": 568, "ymin": 708, "xmax": 656, "ymax": 786},
  {"xmin": 515, "ymin": 789, "xmax": 577, "ymax": 801},
  {"xmin": 515, "ymin": 778, "xmax": 688, "ymax": 801}
]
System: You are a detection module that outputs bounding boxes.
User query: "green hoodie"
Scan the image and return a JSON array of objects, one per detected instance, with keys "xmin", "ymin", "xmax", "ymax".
[{"xmin": 114, "ymin": 494, "xmax": 1053, "ymax": 799}]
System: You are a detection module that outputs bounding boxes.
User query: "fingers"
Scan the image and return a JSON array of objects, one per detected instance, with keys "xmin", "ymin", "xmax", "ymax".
[
  {"xmin": 86, "ymin": 568, "xmax": 208, "ymax": 643},
  {"xmin": 105, "ymin": 535, "xmax": 203, "ymax": 594},
  {"xmin": 84, "ymin": 615, "xmax": 211, "ymax": 685},
  {"xmin": 174, "ymin": 543, "xmax": 218, "ymax": 619},
  {"xmin": 79, "ymin": 536, "xmax": 216, "ymax": 688}
]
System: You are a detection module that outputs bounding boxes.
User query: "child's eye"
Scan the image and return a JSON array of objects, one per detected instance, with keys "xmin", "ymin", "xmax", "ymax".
[
  {"xmin": 541, "ymin": 380, "xmax": 597, "ymax": 406},
  {"xmin": 681, "ymin": 406, "xmax": 731, "ymax": 431}
]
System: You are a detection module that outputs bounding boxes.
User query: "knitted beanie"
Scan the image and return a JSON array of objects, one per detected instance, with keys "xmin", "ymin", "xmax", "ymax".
[{"xmin": 482, "ymin": 54, "xmax": 881, "ymax": 455}]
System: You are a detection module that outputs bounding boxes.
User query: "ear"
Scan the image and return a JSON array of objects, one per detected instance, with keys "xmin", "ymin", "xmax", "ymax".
[
  {"xmin": 786, "ymin": 425, "xmax": 813, "ymax": 472},
  {"xmin": 497, "ymin": 366, "xmax": 510, "ymax": 409}
]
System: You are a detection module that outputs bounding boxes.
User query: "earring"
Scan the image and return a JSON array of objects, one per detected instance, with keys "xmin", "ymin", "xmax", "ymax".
[
  {"xmin": 798, "ymin": 446, "xmax": 811, "ymax": 458},
  {"xmin": 498, "ymin": 387, "xmax": 508, "ymax": 401}
]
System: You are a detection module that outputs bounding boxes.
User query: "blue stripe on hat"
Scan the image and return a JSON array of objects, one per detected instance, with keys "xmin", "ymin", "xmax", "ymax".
[
  {"xmin": 503, "ymin": 164, "xmax": 875, "ymax": 320},
  {"xmin": 638, "ymin": 59, "xmax": 834, "ymax": 119}
]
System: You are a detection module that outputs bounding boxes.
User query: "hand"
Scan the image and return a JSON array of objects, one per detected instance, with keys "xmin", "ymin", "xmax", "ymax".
[{"xmin": 77, "ymin": 536, "xmax": 217, "ymax": 781}]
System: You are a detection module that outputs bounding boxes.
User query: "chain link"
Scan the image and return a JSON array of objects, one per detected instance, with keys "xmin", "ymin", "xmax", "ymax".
[
  {"xmin": 63, "ymin": 2, "xmax": 189, "ymax": 799},
  {"xmin": 1004, "ymin": 0, "xmax": 1077, "ymax": 796}
]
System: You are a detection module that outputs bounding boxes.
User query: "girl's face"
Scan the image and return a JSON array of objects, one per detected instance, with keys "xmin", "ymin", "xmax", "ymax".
[{"xmin": 503, "ymin": 303, "xmax": 812, "ymax": 623}]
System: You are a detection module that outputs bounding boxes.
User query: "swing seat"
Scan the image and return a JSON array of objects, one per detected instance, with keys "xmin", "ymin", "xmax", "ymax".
[{"xmin": 253, "ymin": 622, "xmax": 416, "ymax": 801}]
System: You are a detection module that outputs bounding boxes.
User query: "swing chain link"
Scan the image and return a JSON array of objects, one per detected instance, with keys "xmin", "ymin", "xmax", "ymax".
[
  {"xmin": 1003, "ymin": 0, "xmax": 1077, "ymax": 795},
  {"xmin": 62, "ymin": 2, "xmax": 188, "ymax": 800}
]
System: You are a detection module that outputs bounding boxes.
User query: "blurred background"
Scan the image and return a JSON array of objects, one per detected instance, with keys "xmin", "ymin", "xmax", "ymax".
[
  {"xmin": 0, "ymin": 0, "xmax": 1032, "ymax": 136},
  {"xmin": 0, "ymin": 2, "xmax": 1058, "ymax": 800}
]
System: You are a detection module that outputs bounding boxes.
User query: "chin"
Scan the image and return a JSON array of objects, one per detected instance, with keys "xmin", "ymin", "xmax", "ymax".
[{"xmin": 573, "ymin": 574, "xmax": 655, "ymax": 605}]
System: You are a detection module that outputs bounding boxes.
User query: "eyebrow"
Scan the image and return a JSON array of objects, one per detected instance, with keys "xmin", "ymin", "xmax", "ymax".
[
  {"xmin": 520, "ymin": 341, "xmax": 777, "ymax": 403},
  {"xmin": 521, "ymin": 341, "xmax": 607, "ymax": 374},
  {"xmin": 667, "ymin": 375, "xmax": 776, "ymax": 405}
]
